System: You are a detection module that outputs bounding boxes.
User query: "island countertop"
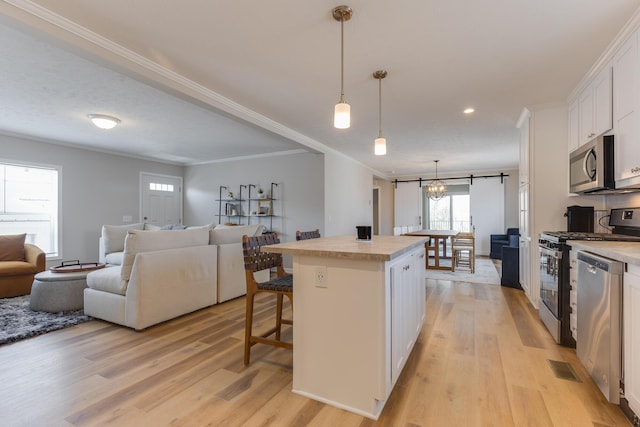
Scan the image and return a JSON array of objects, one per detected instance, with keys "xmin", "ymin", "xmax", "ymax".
[{"xmin": 261, "ymin": 234, "xmax": 428, "ymax": 262}]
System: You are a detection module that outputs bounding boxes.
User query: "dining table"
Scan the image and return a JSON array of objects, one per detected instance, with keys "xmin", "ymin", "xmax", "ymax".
[{"xmin": 403, "ymin": 229, "xmax": 459, "ymax": 270}]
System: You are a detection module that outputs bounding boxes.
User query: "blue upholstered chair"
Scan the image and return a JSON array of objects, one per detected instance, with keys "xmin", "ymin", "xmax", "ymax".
[
  {"xmin": 490, "ymin": 228, "xmax": 519, "ymax": 259},
  {"xmin": 501, "ymin": 234, "xmax": 522, "ymax": 289}
]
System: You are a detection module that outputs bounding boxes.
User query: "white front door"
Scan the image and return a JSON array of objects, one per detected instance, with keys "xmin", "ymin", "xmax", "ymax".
[
  {"xmin": 140, "ymin": 173, "xmax": 183, "ymax": 226},
  {"xmin": 470, "ymin": 179, "xmax": 505, "ymax": 256}
]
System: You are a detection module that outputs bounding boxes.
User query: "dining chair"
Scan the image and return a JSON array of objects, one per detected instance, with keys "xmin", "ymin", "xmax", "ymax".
[
  {"xmin": 452, "ymin": 227, "xmax": 475, "ymax": 273},
  {"xmin": 242, "ymin": 233, "xmax": 293, "ymax": 365},
  {"xmin": 296, "ymin": 229, "xmax": 321, "ymax": 240}
]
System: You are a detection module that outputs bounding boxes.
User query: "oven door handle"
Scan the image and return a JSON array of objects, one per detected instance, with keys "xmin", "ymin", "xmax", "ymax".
[{"xmin": 539, "ymin": 245, "xmax": 562, "ymax": 258}]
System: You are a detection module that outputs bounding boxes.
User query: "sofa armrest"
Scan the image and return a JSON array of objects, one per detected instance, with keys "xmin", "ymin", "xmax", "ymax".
[
  {"xmin": 501, "ymin": 245, "xmax": 521, "ymax": 289},
  {"xmin": 125, "ymin": 245, "xmax": 218, "ymax": 330},
  {"xmin": 98, "ymin": 236, "xmax": 106, "ymax": 263},
  {"xmin": 490, "ymin": 234, "xmax": 508, "ymax": 243},
  {"xmin": 24, "ymin": 243, "xmax": 46, "ymax": 272}
]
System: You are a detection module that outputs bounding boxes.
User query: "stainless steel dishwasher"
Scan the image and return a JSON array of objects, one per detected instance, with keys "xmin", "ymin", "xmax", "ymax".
[{"xmin": 577, "ymin": 251, "xmax": 624, "ymax": 403}]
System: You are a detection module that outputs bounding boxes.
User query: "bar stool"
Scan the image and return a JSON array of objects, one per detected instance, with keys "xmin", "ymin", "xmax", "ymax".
[
  {"xmin": 296, "ymin": 229, "xmax": 321, "ymax": 240},
  {"xmin": 242, "ymin": 234, "xmax": 293, "ymax": 365},
  {"xmin": 452, "ymin": 227, "xmax": 475, "ymax": 273}
]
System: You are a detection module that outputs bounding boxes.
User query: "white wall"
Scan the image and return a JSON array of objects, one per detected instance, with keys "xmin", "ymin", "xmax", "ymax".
[
  {"xmin": 373, "ymin": 177, "xmax": 394, "ymax": 235},
  {"xmin": 183, "ymin": 151, "xmax": 324, "ymax": 243},
  {"xmin": 0, "ymin": 133, "xmax": 183, "ymax": 264},
  {"xmin": 324, "ymin": 151, "xmax": 373, "ymax": 236}
]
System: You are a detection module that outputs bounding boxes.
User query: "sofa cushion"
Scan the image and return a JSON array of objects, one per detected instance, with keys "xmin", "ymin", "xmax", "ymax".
[
  {"xmin": 121, "ymin": 228, "xmax": 210, "ymax": 281},
  {"xmin": 102, "ymin": 223, "xmax": 144, "ymax": 254},
  {"xmin": 0, "ymin": 233, "xmax": 26, "ymax": 262},
  {"xmin": 0, "ymin": 260, "xmax": 36, "ymax": 275},
  {"xmin": 144, "ymin": 223, "xmax": 162, "ymax": 231},
  {"xmin": 209, "ymin": 224, "xmax": 264, "ymax": 245},
  {"xmin": 87, "ymin": 266, "xmax": 127, "ymax": 295},
  {"xmin": 104, "ymin": 252, "xmax": 124, "ymax": 266}
]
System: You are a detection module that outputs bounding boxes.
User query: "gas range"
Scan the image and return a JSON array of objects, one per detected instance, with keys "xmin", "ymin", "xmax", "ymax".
[
  {"xmin": 540, "ymin": 231, "xmax": 640, "ymax": 248},
  {"xmin": 538, "ymin": 208, "xmax": 640, "ymax": 348}
]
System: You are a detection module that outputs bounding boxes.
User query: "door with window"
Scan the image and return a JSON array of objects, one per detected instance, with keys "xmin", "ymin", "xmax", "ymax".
[{"xmin": 141, "ymin": 173, "xmax": 182, "ymax": 226}]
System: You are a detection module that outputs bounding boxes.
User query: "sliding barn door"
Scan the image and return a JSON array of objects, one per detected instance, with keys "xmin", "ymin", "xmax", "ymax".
[{"xmin": 470, "ymin": 179, "xmax": 505, "ymax": 256}]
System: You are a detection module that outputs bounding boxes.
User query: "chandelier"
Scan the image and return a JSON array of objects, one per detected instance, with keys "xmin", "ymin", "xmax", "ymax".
[{"xmin": 426, "ymin": 160, "xmax": 447, "ymax": 201}]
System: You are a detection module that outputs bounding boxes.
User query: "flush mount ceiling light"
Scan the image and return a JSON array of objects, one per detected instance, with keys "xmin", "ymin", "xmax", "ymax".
[
  {"xmin": 373, "ymin": 70, "xmax": 388, "ymax": 156},
  {"xmin": 426, "ymin": 160, "xmax": 447, "ymax": 201},
  {"xmin": 88, "ymin": 114, "xmax": 121, "ymax": 130},
  {"xmin": 333, "ymin": 5, "xmax": 353, "ymax": 129},
  {"xmin": 463, "ymin": 107, "xmax": 475, "ymax": 114}
]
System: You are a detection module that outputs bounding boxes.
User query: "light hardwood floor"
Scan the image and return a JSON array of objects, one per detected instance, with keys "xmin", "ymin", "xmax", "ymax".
[{"xmin": 0, "ymin": 278, "xmax": 631, "ymax": 426}]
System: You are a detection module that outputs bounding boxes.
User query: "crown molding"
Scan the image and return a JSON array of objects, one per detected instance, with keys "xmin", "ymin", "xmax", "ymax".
[
  {"xmin": 1, "ymin": 1, "xmax": 376, "ymax": 167},
  {"xmin": 568, "ymin": 6, "xmax": 640, "ymax": 101}
]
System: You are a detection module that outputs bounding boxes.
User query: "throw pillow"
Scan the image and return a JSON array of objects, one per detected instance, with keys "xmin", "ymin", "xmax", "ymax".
[
  {"xmin": 0, "ymin": 233, "xmax": 26, "ymax": 261},
  {"xmin": 102, "ymin": 223, "xmax": 144, "ymax": 254},
  {"xmin": 209, "ymin": 224, "xmax": 264, "ymax": 245}
]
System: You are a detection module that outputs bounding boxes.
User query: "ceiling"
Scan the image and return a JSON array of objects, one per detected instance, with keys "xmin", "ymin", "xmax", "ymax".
[{"xmin": 1, "ymin": 0, "xmax": 639, "ymax": 178}]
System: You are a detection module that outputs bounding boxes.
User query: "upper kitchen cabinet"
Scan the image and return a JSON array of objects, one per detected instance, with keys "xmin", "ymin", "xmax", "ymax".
[
  {"xmin": 568, "ymin": 99, "xmax": 580, "ymax": 153},
  {"xmin": 578, "ymin": 64, "xmax": 613, "ymax": 147},
  {"xmin": 613, "ymin": 30, "xmax": 640, "ymax": 190}
]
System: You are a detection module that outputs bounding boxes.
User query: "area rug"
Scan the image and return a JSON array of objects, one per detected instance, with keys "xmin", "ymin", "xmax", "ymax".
[
  {"xmin": 0, "ymin": 295, "xmax": 90, "ymax": 345},
  {"xmin": 424, "ymin": 256, "xmax": 501, "ymax": 285}
]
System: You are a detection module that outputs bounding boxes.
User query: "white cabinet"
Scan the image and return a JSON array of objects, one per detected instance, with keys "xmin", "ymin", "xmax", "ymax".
[
  {"xmin": 624, "ymin": 264, "xmax": 640, "ymax": 415},
  {"xmin": 578, "ymin": 64, "xmax": 613, "ymax": 146},
  {"xmin": 518, "ymin": 109, "xmax": 530, "ymax": 185},
  {"xmin": 390, "ymin": 247, "xmax": 425, "ymax": 384},
  {"xmin": 613, "ymin": 30, "xmax": 640, "ymax": 190},
  {"xmin": 568, "ymin": 99, "xmax": 580, "ymax": 153}
]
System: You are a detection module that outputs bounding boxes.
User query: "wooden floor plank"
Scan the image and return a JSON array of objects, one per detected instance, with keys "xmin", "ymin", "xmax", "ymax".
[{"xmin": 0, "ymin": 278, "xmax": 632, "ymax": 426}]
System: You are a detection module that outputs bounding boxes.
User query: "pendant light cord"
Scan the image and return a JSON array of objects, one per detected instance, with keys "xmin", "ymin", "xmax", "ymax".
[
  {"xmin": 378, "ymin": 77, "xmax": 383, "ymax": 137},
  {"xmin": 340, "ymin": 16, "xmax": 345, "ymax": 101}
]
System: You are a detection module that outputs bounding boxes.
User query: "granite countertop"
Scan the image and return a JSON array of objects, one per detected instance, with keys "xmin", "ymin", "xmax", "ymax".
[
  {"xmin": 567, "ymin": 240, "xmax": 640, "ymax": 266},
  {"xmin": 261, "ymin": 235, "xmax": 429, "ymax": 262}
]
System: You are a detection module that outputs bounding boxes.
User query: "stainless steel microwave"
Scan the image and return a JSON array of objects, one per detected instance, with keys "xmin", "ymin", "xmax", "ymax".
[{"xmin": 569, "ymin": 135, "xmax": 614, "ymax": 193}]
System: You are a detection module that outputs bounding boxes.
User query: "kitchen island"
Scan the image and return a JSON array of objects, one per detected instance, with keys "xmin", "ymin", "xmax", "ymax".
[{"xmin": 262, "ymin": 235, "xmax": 428, "ymax": 419}]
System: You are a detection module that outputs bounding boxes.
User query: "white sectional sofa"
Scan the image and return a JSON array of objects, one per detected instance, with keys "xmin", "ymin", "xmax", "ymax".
[
  {"xmin": 89, "ymin": 223, "xmax": 267, "ymax": 330},
  {"xmin": 86, "ymin": 227, "xmax": 217, "ymax": 330}
]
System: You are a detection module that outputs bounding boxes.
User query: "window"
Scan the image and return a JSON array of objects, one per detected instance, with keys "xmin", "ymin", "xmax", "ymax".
[
  {"xmin": 149, "ymin": 182, "xmax": 174, "ymax": 192},
  {"xmin": 424, "ymin": 184, "xmax": 471, "ymax": 231},
  {"xmin": 0, "ymin": 162, "xmax": 59, "ymax": 257}
]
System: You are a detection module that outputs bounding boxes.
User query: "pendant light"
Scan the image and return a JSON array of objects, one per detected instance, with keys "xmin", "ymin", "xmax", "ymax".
[
  {"xmin": 426, "ymin": 160, "xmax": 447, "ymax": 201},
  {"xmin": 333, "ymin": 5, "xmax": 353, "ymax": 129},
  {"xmin": 373, "ymin": 70, "xmax": 388, "ymax": 155}
]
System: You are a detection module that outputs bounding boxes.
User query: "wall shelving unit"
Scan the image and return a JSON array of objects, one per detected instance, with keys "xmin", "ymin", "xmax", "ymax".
[{"xmin": 215, "ymin": 182, "xmax": 280, "ymax": 232}]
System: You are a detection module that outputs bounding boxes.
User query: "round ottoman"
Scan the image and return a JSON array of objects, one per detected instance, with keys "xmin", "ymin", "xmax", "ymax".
[{"xmin": 29, "ymin": 270, "xmax": 90, "ymax": 312}]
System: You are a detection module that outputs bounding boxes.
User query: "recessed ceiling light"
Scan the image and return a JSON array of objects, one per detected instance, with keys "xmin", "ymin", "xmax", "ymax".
[
  {"xmin": 463, "ymin": 107, "xmax": 475, "ymax": 114},
  {"xmin": 88, "ymin": 114, "xmax": 121, "ymax": 130}
]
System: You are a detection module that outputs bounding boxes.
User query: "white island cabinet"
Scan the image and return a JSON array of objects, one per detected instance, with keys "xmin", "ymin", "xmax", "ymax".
[{"xmin": 262, "ymin": 235, "xmax": 427, "ymax": 420}]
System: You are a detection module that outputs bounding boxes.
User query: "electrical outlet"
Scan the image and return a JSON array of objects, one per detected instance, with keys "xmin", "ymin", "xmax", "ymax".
[{"xmin": 314, "ymin": 266, "xmax": 327, "ymax": 288}]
